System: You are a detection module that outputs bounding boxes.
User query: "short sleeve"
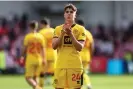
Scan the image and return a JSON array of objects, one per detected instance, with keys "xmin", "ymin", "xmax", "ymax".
[
  {"xmin": 78, "ymin": 26, "xmax": 86, "ymax": 41},
  {"xmin": 39, "ymin": 34, "xmax": 46, "ymax": 47},
  {"xmin": 86, "ymin": 30, "xmax": 94, "ymax": 44},
  {"xmin": 53, "ymin": 26, "xmax": 60, "ymax": 38},
  {"xmin": 39, "ymin": 30, "xmax": 43, "ymax": 36},
  {"xmin": 24, "ymin": 35, "xmax": 28, "ymax": 46},
  {"xmin": 39, "ymin": 31, "xmax": 47, "ymax": 47}
]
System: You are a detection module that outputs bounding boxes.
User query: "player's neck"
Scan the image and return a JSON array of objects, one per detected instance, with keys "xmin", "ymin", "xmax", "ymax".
[
  {"xmin": 65, "ymin": 20, "xmax": 75, "ymax": 26},
  {"xmin": 30, "ymin": 29, "xmax": 37, "ymax": 33},
  {"xmin": 43, "ymin": 25, "xmax": 50, "ymax": 29}
]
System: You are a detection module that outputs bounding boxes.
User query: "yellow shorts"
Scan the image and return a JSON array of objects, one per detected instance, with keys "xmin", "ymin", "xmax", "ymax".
[
  {"xmin": 25, "ymin": 62, "xmax": 42, "ymax": 77},
  {"xmin": 53, "ymin": 68, "xmax": 83, "ymax": 88},
  {"xmin": 40, "ymin": 61, "xmax": 54, "ymax": 74}
]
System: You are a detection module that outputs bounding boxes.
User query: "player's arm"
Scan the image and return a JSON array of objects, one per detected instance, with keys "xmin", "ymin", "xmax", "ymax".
[
  {"xmin": 52, "ymin": 26, "xmax": 65, "ymax": 50},
  {"xmin": 21, "ymin": 45, "xmax": 27, "ymax": 57},
  {"xmin": 41, "ymin": 45, "xmax": 47, "ymax": 65},
  {"xmin": 87, "ymin": 31, "xmax": 94, "ymax": 60},
  {"xmin": 52, "ymin": 33, "xmax": 64, "ymax": 50},
  {"xmin": 40, "ymin": 36, "xmax": 47, "ymax": 65},
  {"xmin": 70, "ymin": 33, "xmax": 85, "ymax": 51},
  {"xmin": 66, "ymin": 26, "xmax": 86, "ymax": 51},
  {"xmin": 20, "ymin": 39, "xmax": 27, "ymax": 60}
]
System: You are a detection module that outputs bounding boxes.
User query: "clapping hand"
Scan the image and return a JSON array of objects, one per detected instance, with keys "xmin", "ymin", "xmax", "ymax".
[{"xmin": 63, "ymin": 23, "xmax": 72, "ymax": 35}]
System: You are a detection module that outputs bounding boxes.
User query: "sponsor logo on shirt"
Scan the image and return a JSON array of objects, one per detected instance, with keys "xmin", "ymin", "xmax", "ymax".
[{"xmin": 64, "ymin": 36, "xmax": 72, "ymax": 44}]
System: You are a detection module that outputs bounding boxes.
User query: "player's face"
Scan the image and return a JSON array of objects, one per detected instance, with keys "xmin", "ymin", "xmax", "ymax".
[
  {"xmin": 39, "ymin": 23, "xmax": 43, "ymax": 29},
  {"xmin": 64, "ymin": 8, "xmax": 76, "ymax": 21}
]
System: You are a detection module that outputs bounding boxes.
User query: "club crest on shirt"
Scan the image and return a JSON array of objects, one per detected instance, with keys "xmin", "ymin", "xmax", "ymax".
[
  {"xmin": 54, "ymin": 79, "xmax": 58, "ymax": 84},
  {"xmin": 82, "ymin": 33, "xmax": 85, "ymax": 36},
  {"xmin": 73, "ymin": 29, "xmax": 78, "ymax": 34}
]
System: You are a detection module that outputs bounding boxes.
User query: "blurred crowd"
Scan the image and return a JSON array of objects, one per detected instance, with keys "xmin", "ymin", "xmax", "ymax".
[
  {"xmin": 0, "ymin": 13, "xmax": 133, "ymax": 74},
  {"xmin": 0, "ymin": 13, "xmax": 28, "ymax": 74}
]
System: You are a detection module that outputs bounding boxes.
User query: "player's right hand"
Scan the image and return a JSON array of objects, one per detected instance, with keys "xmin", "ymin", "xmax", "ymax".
[
  {"xmin": 61, "ymin": 29, "xmax": 66, "ymax": 35},
  {"xmin": 63, "ymin": 23, "xmax": 71, "ymax": 30},
  {"xmin": 20, "ymin": 56, "xmax": 24, "ymax": 61},
  {"xmin": 61, "ymin": 24, "xmax": 69, "ymax": 35},
  {"xmin": 19, "ymin": 56, "xmax": 25, "ymax": 67},
  {"xmin": 63, "ymin": 23, "xmax": 71, "ymax": 35}
]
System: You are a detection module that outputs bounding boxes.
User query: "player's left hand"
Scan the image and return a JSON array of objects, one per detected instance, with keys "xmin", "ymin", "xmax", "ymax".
[{"xmin": 65, "ymin": 28, "xmax": 72, "ymax": 35}]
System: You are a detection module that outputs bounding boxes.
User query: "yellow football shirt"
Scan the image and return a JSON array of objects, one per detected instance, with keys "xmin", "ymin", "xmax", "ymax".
[
  {"xmin": 80, "ymin": 30, "xmax": 93, "ymax": 62},
  {"xmin": 53, "ymin": 24, "xmax": 86, "ymax": 68},
  {"xmin": 39, "ymin": 28, "xmax": 57, "ymax": 61},
  {"xmin": 24, "ymin": 32, "xmax": 45, "ymax": 63}
]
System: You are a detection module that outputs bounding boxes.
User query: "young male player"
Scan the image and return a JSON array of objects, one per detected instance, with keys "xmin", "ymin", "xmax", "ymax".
[
  {"xmin": 39, "ymin": 17, "xmax": 57, "ymax": 87},
  {"xmin": 77, "ymin": 19, "xmax": 94, "ymax": 89},
  {"xmin": 21, "ymin": 21, "xmax": 46, "ymax": 89},
  {"xmin": 52, "ymin": 4, "xmax": 86, "ymax": 89}
]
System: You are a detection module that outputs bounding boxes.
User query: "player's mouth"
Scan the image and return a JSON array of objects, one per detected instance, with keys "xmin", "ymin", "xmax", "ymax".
[{"xmin": 67, "ymin": 16, "xmax": 71, "ymax": 19}]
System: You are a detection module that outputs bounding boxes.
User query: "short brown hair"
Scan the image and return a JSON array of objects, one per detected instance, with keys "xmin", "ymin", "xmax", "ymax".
[
  {"xmin": 64, "ymin": 4, "xmax": 77, "ymax": 12},
  {"xmin": 29, "ymin": 20, "xmax": 38, "ymax": 29},
  {"xmin": 40, "ymin": 17, "xmax": 50, "ymax": 25}
]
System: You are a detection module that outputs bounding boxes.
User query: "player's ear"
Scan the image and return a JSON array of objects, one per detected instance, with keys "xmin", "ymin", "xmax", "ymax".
[
  {"xmin": 74, "ymin": 13, "xmax": 77, "ymax": 19},
  {"xmin": 64, "ymin": 13, "xmax": 65, "ymax": 18}
]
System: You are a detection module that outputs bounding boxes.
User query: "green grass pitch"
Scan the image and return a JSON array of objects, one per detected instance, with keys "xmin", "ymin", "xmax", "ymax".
[{"xmin": 0, "ymin": 74, "xmax": 132, "ymax": 89}]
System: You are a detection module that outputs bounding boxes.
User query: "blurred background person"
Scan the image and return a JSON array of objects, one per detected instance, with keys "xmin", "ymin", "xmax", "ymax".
[
  {"xmin": 0, "ymin": 1, "xmax": 133, "ymax": 89},
  {"xmin": 21, "ymin": 21, "xmax": 46, "ymax": 89},
  {"xmin": 39, "ymin": 17, "xmax": 57, "ymax": 87},
  {"xmin": 77, "ymin": 19, "xmax": 94, "ymax": 89}
]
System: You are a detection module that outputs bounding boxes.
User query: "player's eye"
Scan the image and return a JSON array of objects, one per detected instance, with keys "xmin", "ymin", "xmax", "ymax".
[{"xmin": 66, "ymin": 11, "xmax": 73, "ymax": 14}]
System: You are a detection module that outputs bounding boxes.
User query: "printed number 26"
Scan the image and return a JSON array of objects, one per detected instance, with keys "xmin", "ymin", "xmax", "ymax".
[{"xmin": 29, "ymin": 43, "xmax": 40, "ymax": 53}]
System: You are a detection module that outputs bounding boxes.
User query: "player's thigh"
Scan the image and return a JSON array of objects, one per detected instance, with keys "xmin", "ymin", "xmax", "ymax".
[
  {"xmin": 67, "ymin": 68, "xmax": 83, "ymax": 88},
  {"xmin": 41, "ymin": 61, "xmax": 53, "ymax": 73},
  {"xmin": 25, "ymin": 63, "xmax": 36, "ymax": 77},
  {"xmin": 39, "ymin": 64, "xmax": 46, "ymax": 73},
  {"xmin": 53, "ymin": 68, "xmax": 67, "ymax": 88},
  {"xmin": 35, "ymin": 63, "xmax": 43, "ymax": 76},
  {"xmin": 47, "ymin": 61, "xmax": 54, "ymax": 73}
]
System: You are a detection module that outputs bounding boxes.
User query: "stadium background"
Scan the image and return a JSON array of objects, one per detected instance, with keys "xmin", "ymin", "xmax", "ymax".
[{"xmin": 0, "ymin": 1, "xmax": 133, "ymax": 89}]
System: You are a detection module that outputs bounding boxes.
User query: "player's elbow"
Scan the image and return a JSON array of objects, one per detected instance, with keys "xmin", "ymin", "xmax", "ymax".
[
  {"xmin": 52, "ymin": 38, "xmax": 59, "ymax": 50},
  {"xmin": 52, "ymin": 43, "xmax": 57, "ymax": 50},
  {"xmin": 52, "ymin": 46, "xmax": 57, "ymax": 50},
  {"xmin": 76, "ymin": 48, "xmax": 82, "ymax": 51},
  {"xmin": 76, "ymin": 41, "xmax": 84, "ymax": 51},
  {"xmin": 76, "ymin": 45, "xmax": 83, "ymax": 52}
]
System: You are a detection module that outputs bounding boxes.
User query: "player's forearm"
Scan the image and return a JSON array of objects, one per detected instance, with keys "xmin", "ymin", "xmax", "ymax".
[
  {"xmin": 70, "ymin": 33, "xmax": 84, "ymax": 51},
  {"xmin": 52, "ymin": 35, "xmax": 63, "ymax": 50},
  {"xmin": 41, "ymin": 48, "xmax": 46, "ymax": 60},
  {"xmin": 21, "ymin": 46, "xmax": 26, "ymax": 57},
  {"xmin": 41, "ymin": 48, "xmax": 47, "ymax": 66}
]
